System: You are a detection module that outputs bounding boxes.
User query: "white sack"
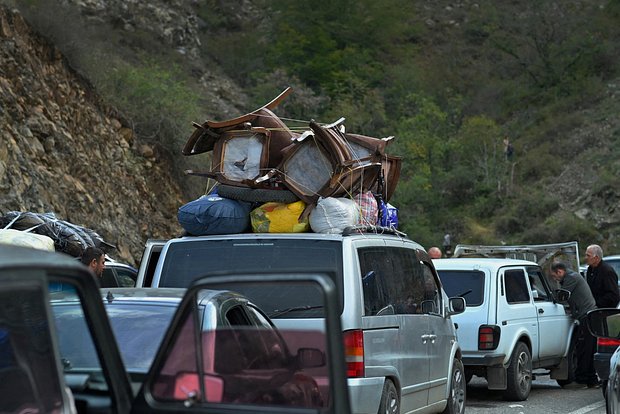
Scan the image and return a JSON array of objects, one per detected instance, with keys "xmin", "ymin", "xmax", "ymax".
[
  {"xmin": 309, "ymin": 197, "xmax": 360, "ymax": 234},
  {"xmin": 0, "ymin": 229, "xmax": 55, "ymax": 251}
]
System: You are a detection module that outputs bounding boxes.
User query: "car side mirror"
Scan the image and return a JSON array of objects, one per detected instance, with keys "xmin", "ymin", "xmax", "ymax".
[
  {"xmin": 555, "ymin": 288, "xmax": 571, "ymax": 303},
  {"xmin": 586, "ymin": 308, "xmax": 620, "ymax": 339},
  {"xmin": 449, "ymin": 297, "xmax": 466, "ymax": 315},
  {"xmin": 172, "ymin": 372, "xmax": 224, "ymax": 403},
  {"xmin": 297, "ymin": 347, "xmax": 326, "ymax": 368}
]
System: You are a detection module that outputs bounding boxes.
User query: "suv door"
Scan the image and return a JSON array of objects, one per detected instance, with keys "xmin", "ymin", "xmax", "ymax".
[
  {"xmin": 497, "ymin": 267, "xmax": 538, "ymax": 355},
  {"xmin": 526, "ymin": 266, "xmax": 572, "ymax": 360}
]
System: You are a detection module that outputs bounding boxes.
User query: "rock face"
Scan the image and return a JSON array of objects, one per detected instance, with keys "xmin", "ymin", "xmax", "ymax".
[{"xmin": 0, "ymin": 7, "xmax": 185, "ymax": 265}]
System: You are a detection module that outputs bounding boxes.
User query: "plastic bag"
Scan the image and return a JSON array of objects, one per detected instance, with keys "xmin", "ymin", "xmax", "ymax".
[
  {"xmin": 250, "ymin": 201, "xmax": 309, "ymax": 233},
  {"xmin": 178, "ymin": 195, "xmax": 252, "ymax": 235},
  {"xmin": 309, "ymin": 197, "xmax": 360, "ymax": 234},
  {"xmin": 353, "ymin": 191, "xmax": 379, "ymax": 226},
  {"xmin": 378, "ymin": 200, "xmax": 399, "ymax": 229}
]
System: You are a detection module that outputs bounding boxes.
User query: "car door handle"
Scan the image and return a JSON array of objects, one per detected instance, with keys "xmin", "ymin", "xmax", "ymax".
[
  {"xmin": 421, "ymin": 334, "xmax": 437, "ymax": 343},
  {"xmin": 538, "ymin": 308, "xmax": 544, "ymax": 314}
]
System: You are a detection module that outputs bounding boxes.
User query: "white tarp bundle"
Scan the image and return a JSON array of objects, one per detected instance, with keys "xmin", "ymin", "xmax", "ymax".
[{"xmin": 0, "ymin": 228, "xmax": 55, "ymax": 251}]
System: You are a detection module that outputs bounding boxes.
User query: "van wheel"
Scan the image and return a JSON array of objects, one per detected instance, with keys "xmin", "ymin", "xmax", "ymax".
[
  {"xmin": 504, "ymin": 342, "xmax": 532, "ymax": 401},
  {"xmin": 442, "ymin": 358, "xmax": 466, "ymax": 414},
  {"xmin": 378, "ymin": 379, "xmax": 399, "ymax": 414}
]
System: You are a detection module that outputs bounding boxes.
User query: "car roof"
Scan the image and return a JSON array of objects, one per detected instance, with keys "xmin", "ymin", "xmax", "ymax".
[
  {"xmin": 433, "ymin": 257, "xmax": 538, "ymax": 270},
  {"xmin": 167, "ymin": 230, "xmax": 418, "ymax": 244},
  {"xmin": 100, "ymin": 287, "xmax": 186, "ymax": 303},
  {"xmin": 99, "ymin": 287, "xmax": 249, "ymax": 307}
]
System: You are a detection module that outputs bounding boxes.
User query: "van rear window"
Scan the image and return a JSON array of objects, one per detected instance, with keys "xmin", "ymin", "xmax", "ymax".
[
  {"xmin": 436, "ymin": 270, "xmax": 485, "ymax": 306},
  {"xmin": 159, "ymin": 239, "xmax": 343, "ymax": 316}
]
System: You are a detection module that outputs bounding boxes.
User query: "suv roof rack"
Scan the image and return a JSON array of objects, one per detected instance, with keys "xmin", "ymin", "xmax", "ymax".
[{"xmin": 342, "ymin": 225, "xmax": 407, "ymax": 238}]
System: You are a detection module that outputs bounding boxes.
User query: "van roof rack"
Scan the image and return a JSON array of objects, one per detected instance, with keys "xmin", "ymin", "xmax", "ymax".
[{"xmin": 342, "ymin": 225, "xmax": 407, "ymax": 238}]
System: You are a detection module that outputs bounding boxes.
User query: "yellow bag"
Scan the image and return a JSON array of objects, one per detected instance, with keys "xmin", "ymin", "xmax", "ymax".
[{"xmin": 250, "ymin": 201, "xmax": 309, "ymax": 233}]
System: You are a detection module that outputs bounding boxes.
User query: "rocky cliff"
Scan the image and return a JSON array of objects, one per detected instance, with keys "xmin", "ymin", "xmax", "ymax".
[{"xmin": 0, "ymin": 7, "xmax": 186, "ymax": 265}]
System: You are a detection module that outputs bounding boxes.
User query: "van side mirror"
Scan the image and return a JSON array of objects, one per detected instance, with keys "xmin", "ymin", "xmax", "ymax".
[
  {"xmin": 554, "ymin": 288, "xmax": 571, "ymax": 303},
  {"xmin": 586, "ymin": 308, "xmax": 620, "ymax": 339},
  {"xmin": 449, "ymin": 297, "xmax": 466, "ymax": 315}
]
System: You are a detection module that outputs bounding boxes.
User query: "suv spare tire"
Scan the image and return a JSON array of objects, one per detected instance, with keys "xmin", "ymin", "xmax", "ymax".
[{"xmin": 217, "ymin": 184, "xmax": 299, "ymax": 204}]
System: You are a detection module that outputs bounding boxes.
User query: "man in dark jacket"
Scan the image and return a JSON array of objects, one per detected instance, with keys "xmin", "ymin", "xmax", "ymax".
[
  {"xmin": 551, "ymin": 262, "xmax": 598, "ymax": 388},
  {"xmin": 585, "ymin": 244, "xmax": 620, "ymax": 308}
]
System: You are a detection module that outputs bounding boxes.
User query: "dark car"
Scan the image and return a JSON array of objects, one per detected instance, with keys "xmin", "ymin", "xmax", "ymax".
[
  {"xmin": 587, "ymin": 308, "xmax": 620, "ymax": 411},
  {"xmin": 0, "ymin": 245, "xmax": 351, "ymax": 414},
  {"xmin": 580, "ymin": 255, "xmax": 620, "ymax": 394},
  {"xmin": 101, "ymin": 258, "xmax": 138, "ymax": 287},
  {"xmin": 52, "ymin": 287, "xmax": 325, "ymax": 407}
]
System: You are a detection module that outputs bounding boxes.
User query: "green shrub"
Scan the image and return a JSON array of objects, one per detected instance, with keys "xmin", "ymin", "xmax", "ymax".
[{"xmin": 94, "ymin": 58, "xmax": 200, "ymax": 150}]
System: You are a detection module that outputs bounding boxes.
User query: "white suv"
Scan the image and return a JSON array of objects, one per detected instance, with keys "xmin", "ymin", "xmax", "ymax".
[{"xmin": 434, "ymin": 257, "xmax": 576, "ymax": 401}]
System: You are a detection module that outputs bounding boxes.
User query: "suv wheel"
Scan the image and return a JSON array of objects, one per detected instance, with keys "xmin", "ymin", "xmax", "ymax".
[
  {"xmin": 217, "ymin": 184, "xmax": 299, "ymax": 204},
  {"xmin": 504, "ymin": 342, "xmax": 532, "ymax": 401},
  {"xmin": 442, "ymin": 358, "xmax": 466, "ymax": 414},
  {"xmin": 378, "ymin": 379, "xmax": 399, "ymax": 414}
]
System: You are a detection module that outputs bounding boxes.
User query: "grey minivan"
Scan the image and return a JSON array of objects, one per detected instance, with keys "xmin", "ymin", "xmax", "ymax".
[{"xmin": 137, "ymin": 227, "xmax": 467, "ymax": 414}]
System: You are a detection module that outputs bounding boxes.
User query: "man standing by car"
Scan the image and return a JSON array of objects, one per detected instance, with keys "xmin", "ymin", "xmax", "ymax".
[
  {"xmin": 80, "ymin": 247, "xmax": 106, "ymax": 280},
  {"xmin": 551, "ymin": 262, "xmax": 598, "ymax": 388},
  {"xmin": 585, "ymin": 245, "xmax": 620, "ymax": 309},
  {"xmin": 428, "ymin": 246, "xmax": 442, "ymax": 259}
]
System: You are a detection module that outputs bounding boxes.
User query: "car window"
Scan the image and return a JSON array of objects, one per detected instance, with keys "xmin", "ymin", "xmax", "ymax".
[
  {"xmin": 160, "ymin": 239, "xmax": 344, "ymax": 307},
  {"xmin": 108, "ymin": 302, "xmax": 176, "ymax": 370},
  {"xmin": 437, "ymin": 270, "xmax": 485, "ymax": 306},
  {"xmin": 421, "ymin": 265, "xmax": 441, "ymax": 314},
  {"xmin": 214, "ymin": 283, "xmax": 325, "ymax": 319},
  {"xmin": 0, "ymin": 277, "xmax": 64, "ymax": 413},
  {"xmin": 504, "ymin": 269, "xmax": 531, "ymax": 304},
  {"xmin": 526, "ymin": 267, "xmax": 552, "ymax": 302},
  {"xmin": 51, "ymin": 291, "xmax": 103, "ymax": 374},
  {"xmin": 359, "ymin": 247, "xmax": 434, "ymax": 315},
  {"xmin": 608, "ymin": 259, "xmax": 620, "ymax": 277},
  {"xmin": 101, "ymin": 268, "xmax": 119, "ymax": 287},
  {"xmin": 115, "ymin": 268, "xmax": 137, "ymax": 287},
  {"xmin": 150, "ymin": 284, "xmax": 329, "ymax": 409}
]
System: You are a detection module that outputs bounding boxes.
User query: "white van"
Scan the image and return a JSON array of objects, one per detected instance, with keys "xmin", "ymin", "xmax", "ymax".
[{"xmin": 136, "ymin": 228, "xmax": 467, "ymax": 414}]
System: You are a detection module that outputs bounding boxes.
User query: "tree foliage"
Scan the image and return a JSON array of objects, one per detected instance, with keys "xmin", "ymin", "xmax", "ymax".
[{"xmin": 14, "ymin": 0, "xmax": 620, "ymax": 250}]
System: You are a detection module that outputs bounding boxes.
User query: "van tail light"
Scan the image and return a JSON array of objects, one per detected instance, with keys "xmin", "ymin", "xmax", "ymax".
[
  {"xmin": 344, "ymin": 329, "xmax": 365, "ymax": 378},
  {"xmin": 597, "ymin": 337, "xmax": 620, "ymax": 352},
  {"xmin": 478, "ymin": 325, "xmax": 500, "ymax": 350}
]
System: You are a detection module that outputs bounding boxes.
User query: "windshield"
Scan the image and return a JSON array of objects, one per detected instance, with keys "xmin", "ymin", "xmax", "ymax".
[
  {"xmin": 436, "ymin": 270, "xmax": 485, "ymax": 306},
  {"xmin": 53, "ymin": 302, "xmax": 177, "ymax": 372}
]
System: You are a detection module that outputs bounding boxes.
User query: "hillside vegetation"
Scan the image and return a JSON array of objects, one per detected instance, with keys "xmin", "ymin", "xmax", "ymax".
[{"xmin": 6, "ymin": 0, "xmax": 620, "ymax": 255}]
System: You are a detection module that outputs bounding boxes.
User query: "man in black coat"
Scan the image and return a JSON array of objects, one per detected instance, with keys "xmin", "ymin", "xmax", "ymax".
[
  {"xmin": 582, "ymin": 244, "xmax": 620, "ymax": 388},
  {"xmin": 585, "ymin": 244, "xmax": 620, "ymax": 308}
]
